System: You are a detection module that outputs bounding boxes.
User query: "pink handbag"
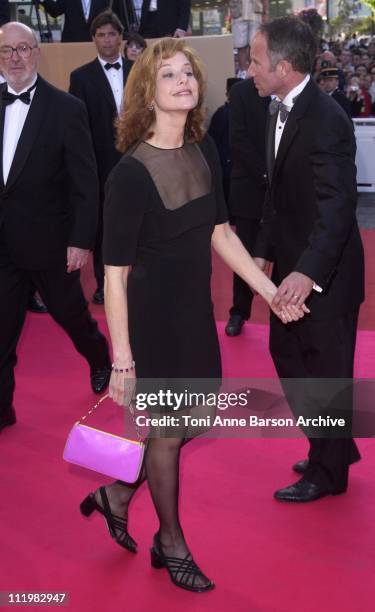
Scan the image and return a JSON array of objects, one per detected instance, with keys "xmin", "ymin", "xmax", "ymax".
[{"xmin": 63, "ymin": 394, "xmax": 145, "ymax": 483}]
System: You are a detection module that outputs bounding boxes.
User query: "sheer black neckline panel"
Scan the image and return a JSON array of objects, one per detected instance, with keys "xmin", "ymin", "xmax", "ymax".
[{"xmin": 129, "ymin": 141, "xmax": 211, "ymax": 211}]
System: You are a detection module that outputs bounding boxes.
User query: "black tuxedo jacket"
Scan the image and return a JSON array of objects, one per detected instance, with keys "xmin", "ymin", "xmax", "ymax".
[
  {"xmin": 42, "ymin": 0, "xmax": 110, "ymax": 42},
  {"xmin": 0, "ymin": 0, "xmax": 10, "ymax": 26},
  {"xmin": 254, "ymin": 78, "xmax": 364, "ymax": 319},
  {"xmin": 140, "ymin": 0, "xmax": 191, "ymax": 36},
  {"xmin": 228, "ymin": 78, "xmax": 269, "ymax": 219},
  {"xmin": 0, "ymin": 76, "xmax": 99, "ymax": 270},
  {"xmin": 69, "ymin": 58, "xmax": 131, "ymax": 193}
]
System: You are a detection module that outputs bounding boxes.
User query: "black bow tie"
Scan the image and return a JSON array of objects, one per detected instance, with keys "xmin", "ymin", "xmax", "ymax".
[
  {"xmin": 1, "ymin": 82, "xmax": 37, "ymax": 106},
  {"xmin": 269, "ymin": 94, "xmax": 300, "ymax": 123},
  {"xmin": 268, "ymin": 99, "xmax": 290, "ymax": 123},
  {"xmin": 104, "ymin": 62, "xmax": 121, "ymax": 71}
]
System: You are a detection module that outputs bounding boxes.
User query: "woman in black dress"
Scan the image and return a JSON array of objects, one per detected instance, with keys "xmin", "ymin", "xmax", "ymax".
[{"xmin": 80, "ymin": 38, "xmax": 306, "ymax": 593}]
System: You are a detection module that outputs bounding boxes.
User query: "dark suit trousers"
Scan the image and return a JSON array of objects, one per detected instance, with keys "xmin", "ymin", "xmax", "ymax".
[
  {"xmin": 230, "ymin": 217, "xmax": 261, "ymax": 320},
  {"xmin": 0, "ymin": 234, "xmax": 110, "ymax": 411},
  {"xmin": 269, "ymin": 310, "xmax": 361, "ymax": 492}
]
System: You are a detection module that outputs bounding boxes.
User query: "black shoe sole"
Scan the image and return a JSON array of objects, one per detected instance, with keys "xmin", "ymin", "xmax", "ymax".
[{"xmin": 225, "ymin": 326, "xmax": 244, "ymax": 337}]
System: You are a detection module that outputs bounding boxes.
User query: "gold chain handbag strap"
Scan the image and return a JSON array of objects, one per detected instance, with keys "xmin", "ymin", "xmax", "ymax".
[{"xmin": 78, "ymin": 394, "xmax": 143, "ymax": 444}]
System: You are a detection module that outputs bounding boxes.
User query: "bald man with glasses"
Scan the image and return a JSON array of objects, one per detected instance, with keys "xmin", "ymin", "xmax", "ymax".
[{"xmin": 0, "ymin": 22, "xmax": 111, "ymax": 432}]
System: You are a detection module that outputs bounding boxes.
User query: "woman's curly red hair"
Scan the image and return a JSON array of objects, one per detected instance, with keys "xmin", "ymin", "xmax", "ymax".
[{"xmin": 116, "ymin": 37, "xmax": 207, "ymax": 152}]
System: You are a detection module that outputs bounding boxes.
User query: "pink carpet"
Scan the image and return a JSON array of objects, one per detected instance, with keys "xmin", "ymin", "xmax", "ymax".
[{"xmin": 0, "ymin": 314, "xmax": 374, "ymax": 612}]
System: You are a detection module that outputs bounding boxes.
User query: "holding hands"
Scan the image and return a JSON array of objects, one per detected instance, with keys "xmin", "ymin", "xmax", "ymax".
[
  {"xmin": 271, "ymin": 271, "xmax": 313, "ymax": 313},
  {"xmin": 271, "ymin": 300, "xmax": 310, "ymax": 324},
  {"xmin": 253, "ymin": 259, "xmax": 311, "ymax": 324}
]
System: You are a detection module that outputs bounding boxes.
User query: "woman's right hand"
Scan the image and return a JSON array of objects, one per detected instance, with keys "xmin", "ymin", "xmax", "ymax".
[
  {"xmin": 109, "ymin": 367, "xmax": 136, "ymax": 407},
  {"xmin": 271, "ymin": 301, "xmax": 310, "ymax": 324}
]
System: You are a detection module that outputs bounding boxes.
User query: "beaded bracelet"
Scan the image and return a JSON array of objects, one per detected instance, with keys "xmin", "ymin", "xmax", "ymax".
[{"xmin": 111, "ymin": 361, "xmax": 135, "ymax": 374}]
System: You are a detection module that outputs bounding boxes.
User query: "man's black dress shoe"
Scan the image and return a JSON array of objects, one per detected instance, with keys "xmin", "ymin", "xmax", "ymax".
[
  {"xmin": 28, "ymin": 293, "xmax": 48, "ymax": 314},
  {"xmin": 293, "ymin": 459, "xmax": 309, "ymax": 474},
  {"xmin": 293, "ymin": 454, "xmax": 361, "ymax": 475},
  {"xmin": 225, "ymin": 314, "xmax": 245, "ymax": 337},
  {"xmin": 93, "ymin": 288, "xmax": 104, "ymax": 305},
  {"xmin": 0, "ymin": 406, "xmax": 16, "ymax": 432},
  {"xmin": 90, "ymin": 366, "xmax": 111, "ymax": 394},
  {"xmin": 274, "ymin": 479, "xmax": 343, "ymax": 502}
]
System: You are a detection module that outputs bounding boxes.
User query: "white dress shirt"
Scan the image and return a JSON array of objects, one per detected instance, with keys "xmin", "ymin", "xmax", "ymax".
[
  {"xmin": 273, "ymin": 74, "xmax": 322, "ymax": 292},
  {"xmin": 98, "ymin": 55, "xmax": 124, "ymax": 115},
  {"xmin": 274, "ymin": 74, "xmax": 310, "ymax": 157},
  {"xmin": 81, "ymin": 0, "xmax": 91, "ymax": 21},
  {"xmin": 2, "ymin": 76, "xmax": 38, "ymax": 184},
  {"xmin": 133, "ymin": 0, "xmax": 143, "ymax": 20},
  {"xmin": 149, "ymin": 0, "xmax": 158, "ymax": 11}
]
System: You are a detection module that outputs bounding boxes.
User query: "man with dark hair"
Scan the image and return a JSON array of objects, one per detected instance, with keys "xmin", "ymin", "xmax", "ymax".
[
  {"xmin": 225, "ymin": 77, "xmax": 269, "ymax": 336},
  {"xmin": 250, "ymin": 16, "xmax": 364, "ymax": 502},
  {"xmin": 0, "ymin": 22, "xmax": 112, "ymax": 431},
  {"xmin": 69, "ymin": 10, "xmax": 127, "ymax": 304},
  {"xmin": 40, "ymin": 0, "xmax": 110, "ymax": 42},
  {"xmin": 0, "ymin": 0, "xmax": 10, "ymax": 27},
  {"xmin": 139, "ymin": 0, "xmax": 191, "ymax": 38}
]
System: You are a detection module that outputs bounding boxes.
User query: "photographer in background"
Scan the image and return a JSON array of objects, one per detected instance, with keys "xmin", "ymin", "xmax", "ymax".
[{"xmin": 346, "ymin": 75, "xmax": 372, "ymax": 117}]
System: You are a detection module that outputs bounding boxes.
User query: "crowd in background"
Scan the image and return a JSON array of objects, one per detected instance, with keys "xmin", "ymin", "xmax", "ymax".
[
  {"xmin": 233, "ymin": 33, "xmax": 375, "ymax": 118},
  {"xmin": 313, "ymin": 35, "xmax": 375, "ymax": 117},
  {"xmin": 2, "ymin": 0, "xmax": 375, "ymax": 119}
]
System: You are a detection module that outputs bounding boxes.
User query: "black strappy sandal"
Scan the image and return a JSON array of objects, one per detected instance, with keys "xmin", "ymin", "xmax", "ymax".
[
  {"xmin": 80, "ymin": 487, "xmax": 137, "ymax": 553},
  {"xmin": 150, "ymin": 532, "xmax": 214, "ymax": 592}
]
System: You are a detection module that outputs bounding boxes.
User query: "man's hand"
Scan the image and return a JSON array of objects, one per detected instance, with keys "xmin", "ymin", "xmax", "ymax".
[
  {"xmin": 67, "ymin": 247, "xmax": 89, "ymax": 273},
  {"xmin": 272, "ymin": 271, "xmax": 314, "ymax": 310}
]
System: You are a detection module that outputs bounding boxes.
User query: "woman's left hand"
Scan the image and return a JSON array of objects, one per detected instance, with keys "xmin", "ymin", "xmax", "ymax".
[{"xmin": 109, "ymin": 369, "xmax": 136, "ymax": 407}]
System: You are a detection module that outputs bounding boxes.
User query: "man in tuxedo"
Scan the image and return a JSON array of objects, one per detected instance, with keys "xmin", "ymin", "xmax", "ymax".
[
  {"xmin": 249, "ymin": 17, "xmax": 365, "ymax": 501},
  {"xmin": 40, "ymin": 0, "xmax": 110, "ymax": 42},
  {"xmin": 225, "ymin": 77, "xmax": 269, "ymax": 336},
  {"xmin": 0, "ymin": 22, "xmax": 112, "ymax": 432},
  {"xmin": 69, "ymin": 10, "xmax": 127, "ymax": 305},
  {"xmin": 139, "ymin": 0, "xmax": 191, "ymax": 38}
]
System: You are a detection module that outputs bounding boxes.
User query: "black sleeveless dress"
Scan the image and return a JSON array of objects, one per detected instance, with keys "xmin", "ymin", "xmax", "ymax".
[{"xmin": 103, "ymin": 134, "xmax": 228, "ymax": 390}]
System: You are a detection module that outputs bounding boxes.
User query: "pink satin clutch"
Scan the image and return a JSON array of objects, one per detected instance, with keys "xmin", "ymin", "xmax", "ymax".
[{"xmin": 63, "ymin": 395, "xmax": 144, "ymax": 483}]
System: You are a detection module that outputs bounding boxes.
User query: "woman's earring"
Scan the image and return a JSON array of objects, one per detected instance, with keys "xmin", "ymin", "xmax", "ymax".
[{"xmin": 148, "ymin": 104, "xmax": 154, "ymax": 111}]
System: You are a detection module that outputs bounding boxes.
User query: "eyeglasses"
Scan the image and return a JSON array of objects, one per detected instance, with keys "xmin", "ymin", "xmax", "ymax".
[
  {"xmin": 0, "ymin": 44, "xmax": 38, "ymax": 60},
  {"xmin": 127, "ymin": 43, "xmax": 143, "ymax": 51}
]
